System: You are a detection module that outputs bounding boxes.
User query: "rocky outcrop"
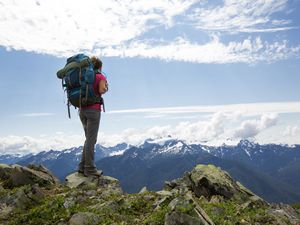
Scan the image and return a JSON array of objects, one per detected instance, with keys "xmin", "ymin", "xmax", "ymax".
[
  {"xmin": 0, "ymin": 163, "xmax": 299, "ymax": 225},
  {"xmin": 165, "ymin": 164, "xmax": 266, "ymax": 204},
  {"xmin": 0, "ymin": 164, "xmax": 59, "ymax": 188}
]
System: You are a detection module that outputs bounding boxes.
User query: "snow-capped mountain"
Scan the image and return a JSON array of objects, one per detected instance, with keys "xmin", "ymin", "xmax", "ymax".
[
  {"xmin": 95, "ymin": 138, "xmax": 300, "ymax": 203},
  {"xmin": 1, "ymin": 138, "xmax": 300, "ymax": 203},
  {"xmin": 10, "ymin": 143, "xmax": 131, "ymax": 181},
  {"xmin": 0, "ymin": 153, "xmax": 33, "ymax": 164}
]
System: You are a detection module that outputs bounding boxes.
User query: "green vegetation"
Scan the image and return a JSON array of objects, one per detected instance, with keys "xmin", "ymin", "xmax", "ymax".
[
  {"xmin": 1, "ymin": 164, "xmax": 299, "ymax": 225},
  {"xmin": 4, "ymin": 186, "xmax": 172, "ymax": 225},
  {"xmin": 292, "ymin": 203, "xmax": 300, "ymax": 209},
  {"xmin": 8, "ymin": 195, "xmax": 68, "ymax": 225},
  {"xmin": 200, "ymin": 199, "xmax": 276, "ymax": 225}
]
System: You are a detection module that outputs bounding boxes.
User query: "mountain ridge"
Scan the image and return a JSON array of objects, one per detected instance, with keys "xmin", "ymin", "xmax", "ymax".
[{"xmin": 1, "ymin": 139, "xmax": 300, "ymax": 203}]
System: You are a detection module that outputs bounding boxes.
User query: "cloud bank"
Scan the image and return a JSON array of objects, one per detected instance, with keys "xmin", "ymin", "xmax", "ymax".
[
  {"xmin": 0, "ymin": 112, "xmax": 287, "ymax": 155},
  {"xmin": 233, "ymin": 113, "xmax": 278, "ymax": 139},
  {"xmin": 1, "ymin": 101, "xmax": 299, "ymax": 155},
  {"xmin": 0, "ymin": 0, "xmax": 299, "ymax": 63}
]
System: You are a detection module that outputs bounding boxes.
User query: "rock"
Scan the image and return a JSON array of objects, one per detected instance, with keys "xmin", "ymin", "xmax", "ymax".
[
  {"xmin": 156, "ymin": 190, "xmax": 173, "ymax": 197},
  {"xmin": 239, "ymin": 195, "xmax": 267, "ymax": 210},
  {"xmin": 0, "ymin": 204, "xmax": 13, "ymax": 220},
  {"xmin": 65, "ymin": 172, "xmax": 123, "ymax": 195},
  {"xmin": 0, "ymin": 164, "xmax": 59, "ymax": 189},
  {"xmin": 165, "ymin": 211, "xmax": 206, "ymax": 225},
  {"xmin": 2, "ymin": 185, "xmax": 40, "ymax": 209},
  {"xmin": 139, "ymin": 186, "xmax": 148, "ymax": 194},
  {"xmin": 0, "ymin": 163, "xmax": 299, "ymax": 225},
  {"xmin": 209, "ymin": 195, "xmax": 224, "ymax": 204},
  {"xmin": 153, "ymin": 196, "xmax": 171, "ymax": 210},
  {"xmin": 153, "ymin": 190, "xmax": 174, "ymax": 210},
  {"xmin": 12, "ymin": 186, "xmax": 34, "ymax": 209},
  {"xmin": 167, "ymin": 195, "xmax": 214, "ymax": 225},
  {"xmin": 165, "ymin": 164, "xmax": 263, "ymax": 203},
  {"xmin": 69, "ymin": 212, "xmax": 101, "ymax": 225},
  {"xmin": 189, "ymin": 164, "xmax": 239, "ymax": 199},
  {"xmin": 164, "ymin": 171, "xmax": 193, "ymax": 193},
  {"xmin": 268, "ymin": 203, "xmax": 300, "ymax": 225},
  {"xmin": 63, "ymin": 197, "xmax": 75, "ymax": 209}
]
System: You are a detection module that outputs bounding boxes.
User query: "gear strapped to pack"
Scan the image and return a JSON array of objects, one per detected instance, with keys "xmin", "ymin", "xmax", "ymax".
[{"xmin": 56, "ymin": 54, "xmax": 104, "ymax": 118}]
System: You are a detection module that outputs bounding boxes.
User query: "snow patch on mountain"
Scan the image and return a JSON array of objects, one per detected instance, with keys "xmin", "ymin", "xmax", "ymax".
[
  {"xmin": 159, "ymin": 141, "xmax": 183, "ymax": 154},
  {"xmin": 109, "ymin": 149, "xmax": 126, "ymax": 156}
]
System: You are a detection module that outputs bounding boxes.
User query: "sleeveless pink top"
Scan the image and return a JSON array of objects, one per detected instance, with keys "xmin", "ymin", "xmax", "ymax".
[{"xmin": 82, "ymin": 73, "xmax": 106, "ymax": 111}]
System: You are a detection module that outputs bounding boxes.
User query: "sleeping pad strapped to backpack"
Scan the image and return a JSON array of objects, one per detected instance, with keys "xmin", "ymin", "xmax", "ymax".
[{"xmin": 56, "ymin": 54, "xmax": 103, "ymax": 118}]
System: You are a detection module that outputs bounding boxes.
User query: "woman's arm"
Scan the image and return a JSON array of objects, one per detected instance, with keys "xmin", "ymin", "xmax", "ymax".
[{"xmin": 99, "ymin": 80, "xmax": 108, "ymax": 94}]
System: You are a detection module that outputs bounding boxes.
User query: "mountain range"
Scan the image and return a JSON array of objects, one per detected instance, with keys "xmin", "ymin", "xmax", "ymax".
[{"xmin": 1, "ymin": 139, "xmax": 299, "ymax": 203}]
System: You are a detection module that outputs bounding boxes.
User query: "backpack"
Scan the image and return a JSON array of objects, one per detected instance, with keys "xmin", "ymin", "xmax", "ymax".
[{"xmin": 56, "ymin": 54, "xmax": 104, "ymax": 118}]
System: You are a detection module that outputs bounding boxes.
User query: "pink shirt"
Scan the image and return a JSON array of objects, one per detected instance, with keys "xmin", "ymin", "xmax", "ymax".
[{"xmin": 82, "ymin": 73, "xmax": 106, "ymax": 111}]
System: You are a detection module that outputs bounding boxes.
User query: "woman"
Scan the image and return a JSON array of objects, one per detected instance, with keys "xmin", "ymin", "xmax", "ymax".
[{"xmin": 78, "ymin": 56, "xmax": 108, "ymax": 177}]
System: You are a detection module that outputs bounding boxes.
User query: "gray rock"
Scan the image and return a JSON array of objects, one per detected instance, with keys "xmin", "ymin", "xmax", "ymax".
[
  {"xmin": 63, "ymin": 197, "xmax": 75, "ymax": 209},
  {"xmin": 167, "ymin": 195, "xmax": 214, "ymax": 225},
  {"xmin": 139, "ymin": 186, "xmax": 148, "ymax": 194},
  {"xmin": 268, "ymin": 203, "xmax": 300, "ymax": 225},
  {"xmin": 153, "ymin": 196, "xmax": 172, "ymax": 210},
  {"xmin": 165, "ymin": 211, "xmax": 206, "ymax": 225},
  {"xmin": 156, "ymin": 190, "xmax": 173, "ymax": 197},
  {"xmin": 209, "ymin": 195, "xmax": 224, "ymax": 204},
  {"xmin": 65, "ymin": 172, "xmax": 123, "ymax": 195},
  {"xmin": 0, "ymin": 164, "xmax": 59, "ymax": 188},
  {"xmin": 69, "ymin": 212, "xmax": 101, "ymax": 225},
  {"xmin": 190, "ymin": 164, "xmax": 238, "ymax": 199},
  {"xmin": 0, "ymin": 204, "xmax": 13, "ymax": 220},
  {"xmin": 2, "ymin": 185, "xmax": 40, "ymax": 210},
  {"xmin": 165, "ymin": 164, "xmax": 263, "ymax": 204}
]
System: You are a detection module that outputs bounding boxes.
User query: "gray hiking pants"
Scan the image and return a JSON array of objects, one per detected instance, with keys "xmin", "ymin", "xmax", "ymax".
[{"xmin": 79, "ymin": 109, "xmax": 101, "ymax": 173}]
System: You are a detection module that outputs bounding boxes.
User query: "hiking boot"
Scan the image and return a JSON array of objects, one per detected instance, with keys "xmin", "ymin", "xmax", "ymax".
[{"xmin": 84, "ymin": 170, "xmax": 103, "ymax": 177}]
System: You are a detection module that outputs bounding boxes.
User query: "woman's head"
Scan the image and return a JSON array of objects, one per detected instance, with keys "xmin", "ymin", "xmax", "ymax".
[{"xmin": 91, "ymin": 56, "xmax": 102, "ymax": 71}]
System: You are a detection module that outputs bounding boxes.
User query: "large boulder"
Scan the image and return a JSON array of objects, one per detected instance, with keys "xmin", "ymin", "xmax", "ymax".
[
  {"xmin": 165, "ymin": 164, "xmax": 266, "ymax": 205},
  {"xmin": 65, "ymin": 172, "xmax": 123, "ymax": 195},
  {"xmin": 0, "ymin": 164, "xmax": 59, "ymax": 188}
]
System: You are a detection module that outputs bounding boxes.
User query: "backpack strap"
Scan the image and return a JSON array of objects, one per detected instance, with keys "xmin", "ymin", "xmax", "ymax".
[
  {"xmin": 78, "ymin": 67, "xmax": 82, "ymax": 109},
  {"xmin": 85, "ymin": 83, "xmax": 89, "ymax": 104},
  {"xmin": 101, "ymin": 97, "xmax": 105, "ymax": 112},
  {"xmin": 67, "ymin": 99, "xmax": 71, "ymax": 119}
]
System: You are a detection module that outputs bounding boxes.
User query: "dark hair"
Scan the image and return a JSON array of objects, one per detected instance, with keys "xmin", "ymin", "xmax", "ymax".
[{"xmin": 91, "ymin": 56, "xmax": 102, "ymax": 70}]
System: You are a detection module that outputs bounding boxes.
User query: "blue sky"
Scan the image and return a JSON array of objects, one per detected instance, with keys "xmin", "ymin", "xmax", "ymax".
[{"xmin": 0, "ymin": 0, "xmax": 300, "ymax": 154}]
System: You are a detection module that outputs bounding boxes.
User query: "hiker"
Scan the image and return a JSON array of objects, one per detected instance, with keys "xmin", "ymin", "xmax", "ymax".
[
  {"xmin": 57, "ymin": 54, "xmax": 108, "ymax": 177},
  {"xmin": 78, "ymin": 56, "xmax": 108, "ymax": 177}
]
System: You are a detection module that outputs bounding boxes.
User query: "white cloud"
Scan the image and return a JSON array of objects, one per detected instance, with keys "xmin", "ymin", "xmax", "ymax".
[
  {"xmin": 0, "ymin": 134, "xmax": 84, "ymax": 155},
  {"xmin": 283, "ymin": 125, "xmax": 300, "ymax": 137},
  {"xmin": 108, "ymin": 101, "xmax": 300, "ymax": 116},
  {"xmin": 18, "ymin": 113, "xmax": 54, "ymax": 117},
  {"xmin": 189, "ymin": 0, "xmax": 293, "ymax": 33},
  {"xmin": 0, "ymin": 0, "xmax": 299, "ymax": 63},
  {"xmin": 1, "ymin": 110, "xmax": 299, "ymax": 155},
  {"xmin": 233, "ymin": 113, "xmax": 278, "ymax": 139},
  {"xmin": 0, "ymin": 0, "xmax": 197, "ymax": 55},
  {"xmin": 96, "ymin": 36, "xmax": 300, "ymax": 63},
  {"xmin": 100, "ymin": 112, "xmax": 283, "ymax": 147}
]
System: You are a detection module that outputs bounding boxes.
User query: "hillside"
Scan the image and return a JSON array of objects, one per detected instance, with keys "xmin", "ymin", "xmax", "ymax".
[{"xmin": 0, "ymin": 163, "xmax": 299, "ymax": 225}]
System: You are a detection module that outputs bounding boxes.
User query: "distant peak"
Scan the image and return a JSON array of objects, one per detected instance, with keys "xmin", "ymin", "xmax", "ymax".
[{"xmin": 238, "ymin": 139, "xmax": 258, "ymax": 148}]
